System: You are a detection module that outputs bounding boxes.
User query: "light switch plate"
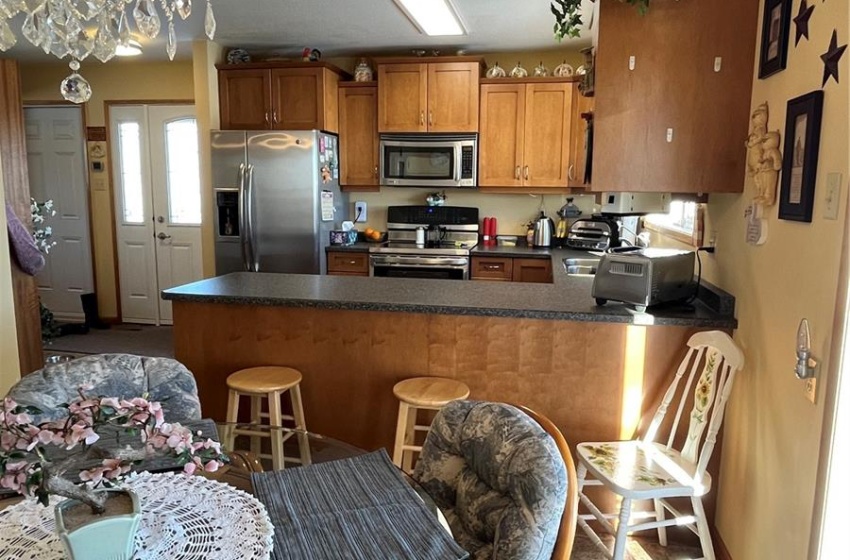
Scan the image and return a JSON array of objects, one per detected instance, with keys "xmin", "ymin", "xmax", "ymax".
[
  {"xmin": 825, "ymin": 173, "xmax": 843, "ymax": 220},
  {"xmin": 805, "ymin": 377, "xmax": 817, "ymax": 404}
]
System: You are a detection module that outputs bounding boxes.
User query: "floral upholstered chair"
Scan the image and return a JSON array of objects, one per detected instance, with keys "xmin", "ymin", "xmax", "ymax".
[
  {"xmin": 413, "ymin": 400, "xmax": 571, "ymax": 560},
  {"xmin": 6, "ymin": 354, "xmax": 202, "ymax": 423}
]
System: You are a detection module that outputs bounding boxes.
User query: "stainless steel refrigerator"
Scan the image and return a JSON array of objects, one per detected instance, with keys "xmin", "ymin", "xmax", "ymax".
[{"xmin": 212, "ymin": 131, "xmax": 347, "ymax": 275}]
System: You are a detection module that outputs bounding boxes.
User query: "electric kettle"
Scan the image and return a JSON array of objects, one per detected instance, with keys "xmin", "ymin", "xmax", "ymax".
[{"xmin": 532, "ymin": 212, "xmax": 555, "ymax": 248}]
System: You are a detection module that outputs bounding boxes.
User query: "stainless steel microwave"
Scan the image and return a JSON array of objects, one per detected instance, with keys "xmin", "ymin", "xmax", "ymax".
[{"xmin": 379, "ymin": 134, "xmax": 477, "ymax": 188}]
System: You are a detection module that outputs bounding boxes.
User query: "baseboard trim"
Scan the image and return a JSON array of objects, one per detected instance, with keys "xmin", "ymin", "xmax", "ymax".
[{"xmin": 712, "ymin": 525, "xmax": 733, "ymax": 560}]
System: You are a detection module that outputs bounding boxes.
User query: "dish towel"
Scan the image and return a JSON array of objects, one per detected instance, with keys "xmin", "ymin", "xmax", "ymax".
[{"xmin": 251, "ymin": 449, "xmax": 469, "ymax": 560}]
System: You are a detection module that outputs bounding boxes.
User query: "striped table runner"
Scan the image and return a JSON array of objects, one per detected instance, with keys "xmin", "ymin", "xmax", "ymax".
[{"xmin": 251, "ymin": 449, "xmax": 469, "ymax": 560}]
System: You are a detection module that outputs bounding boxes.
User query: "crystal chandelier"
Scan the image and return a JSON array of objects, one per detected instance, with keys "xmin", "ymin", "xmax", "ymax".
[{"xmin": 0, "ymin": 0, "xmax": 217, "ymax": 103}]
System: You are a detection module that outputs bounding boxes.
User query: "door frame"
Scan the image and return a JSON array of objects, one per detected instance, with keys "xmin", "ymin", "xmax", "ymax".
[
  {"xmin": 23, "ymin": 101, "xmax": 95, "ymax": 319},
  {"xmin": 104, "ymin": 99, "xmax": 193, "ymax": 322}
]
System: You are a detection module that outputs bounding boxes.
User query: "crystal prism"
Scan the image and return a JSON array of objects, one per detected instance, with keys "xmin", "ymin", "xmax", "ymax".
[
  {"xmin": 68, "ymin": 28, "xmax": 93, "ymax": 60},
  {"xmin": 166, "ymin": 19, "xmax": 175, "ymax": 60},
  {"xmin": 204, "ymin": 0, "xmax": 215, "ymax": 40},
  {"xmin": 21, "ymin": 10, "xmax": 44, "ymax": 47},
  {"xmin": 133, "ymin": 0, "xmax": 160, "ymax": 39},
  {"xmin": 0, "ymin": 20, "xmax": 16, "ymax": 51},
  {"xmin": 91, "ymin": 20, "xmax": 116, "ymax": 62},
  {"xmin": 175, "ymin": 0, "xmax": 191, "ymax": 20},
  {"xmin": 117, "ymin": 11, "xmax": 130, "ymax": 46},
  {"xmin": 60, "ymin": 69, "xmax": 92, "ymax": 103}
]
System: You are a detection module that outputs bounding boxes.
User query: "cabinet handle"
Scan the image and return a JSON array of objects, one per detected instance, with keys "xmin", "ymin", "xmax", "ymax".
[
  {"xmin": 524, "ymin": 166, "xmax": 530, "ymax": 180},
  {"xmin": 515, "ymin": 166, "xmax": 521, "ymax": 180},
  {"xmin": 568, "ymin": 164, "xmax": 576, "ymax": 181},
  {"xmin": 420, "ymin": 111, "xmax": 425, "ymax": 126},
  {"xmin": 273, "ymin": 111, "xmax": 279, "ymax": 124},
  {"xmin": 374, "ymin": 165, "xmax": 379, "ymax": 178},
  {"xmin": 264, "ymin": 112, "xmax": 270, "ymax": 125},
  {"xmin": 429, "ymin": 110, "xmax": 434, "ymax": 127},
  {"xmin": 484, "ymin": 264, "xmax": 502, "ymax": 270},
  {"xmin": 349, "ymin": 260, "xmax": 357, "ymax": 265}
]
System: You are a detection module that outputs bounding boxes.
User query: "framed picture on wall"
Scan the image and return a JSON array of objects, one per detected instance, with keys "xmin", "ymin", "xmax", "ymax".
[
  {"xmin": 778, "ymin": 91, "xmax": 824, "ymax": 222},
  {"xmin": 758, "ymin": 0, "xmax": 792, "ymax": 79}
]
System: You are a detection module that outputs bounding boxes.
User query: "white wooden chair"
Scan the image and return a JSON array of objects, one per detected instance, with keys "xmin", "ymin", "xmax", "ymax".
[{"xmin": 575, "ymin": 331, "xmax": 744, "ymax": 560}]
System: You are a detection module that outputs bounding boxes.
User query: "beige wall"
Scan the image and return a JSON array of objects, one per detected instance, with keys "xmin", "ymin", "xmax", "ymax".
[
  {"xmin": 650, "ymin": 1, "xmax": 848, "ymax": 557},
  {"xmin": 0, "ymin": 154, "xmax": 21, "ymax": 393},
  {"xmin": 19, "ymin": 60, "xmax": 195, "ymax": 319}
]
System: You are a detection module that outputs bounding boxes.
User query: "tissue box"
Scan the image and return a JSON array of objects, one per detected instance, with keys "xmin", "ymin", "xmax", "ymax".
[{"xmin": 329, "ymin": 230, "xmax": 358, "ymax": 246}]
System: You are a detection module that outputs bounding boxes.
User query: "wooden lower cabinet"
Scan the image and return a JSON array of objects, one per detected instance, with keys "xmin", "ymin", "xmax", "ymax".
[
  {"xmin": 327, "ymin": 251, "xmax": 369, "ymax": 276},
  {"xmin": 471, "ymin": 256, "xmax": 552, "ymax": 284},
  {"xmin": 512, "ymin": 258, "xmax": 553, "ymax": 284}
]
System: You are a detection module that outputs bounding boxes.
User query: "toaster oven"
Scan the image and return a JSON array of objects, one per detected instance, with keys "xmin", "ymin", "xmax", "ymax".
[{"xmin": 592, "ymin": 249, "xmax": 696, "ymax": 312}]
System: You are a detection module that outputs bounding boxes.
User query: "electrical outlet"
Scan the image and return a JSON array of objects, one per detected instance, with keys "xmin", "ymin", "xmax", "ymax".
[
  {"xmin": 824, "ymin": 173, "xmax": 843, "ymax": 220},
  {"xmin": 354, "ymin": 201, "xmax": 367, "ymax": 222},
  {"xmin": 805, "ymin": 378, "xmax": 817, "ymax": 404}
]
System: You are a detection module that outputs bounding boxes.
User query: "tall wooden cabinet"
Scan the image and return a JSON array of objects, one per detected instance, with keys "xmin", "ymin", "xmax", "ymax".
[
  {"xmin": 0, "ymin": 59, "xmax": 43, "ymax": 375},
  {"xmin": 592, "ymin": 0, "xmax": 758, "ymax": 193},
  {"xmin": 479, "ymin": 79, "xmax": 574, "ymax": 188},
  {"xmin": 338, "ymin": 83, "xmax": 379, "ymax": 187},
  {"xmin": 376, "ymin": 58, "xmax": 481, "ymax": 133},
  {"xmin": 218, "ymin": 63, "xmax": 345, "ymax": 132}
]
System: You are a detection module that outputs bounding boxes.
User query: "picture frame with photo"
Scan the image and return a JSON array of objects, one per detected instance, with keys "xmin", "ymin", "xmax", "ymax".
[
  {"xmin": 758, "ymin": 0, "xmax": 792, "ymax": 79},
  {"xmin": 779, "ymin": 91, "xmax": 824, "ymax": 222}
]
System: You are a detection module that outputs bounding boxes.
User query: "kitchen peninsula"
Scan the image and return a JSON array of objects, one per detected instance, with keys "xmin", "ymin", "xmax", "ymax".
[{"xmin": 163, "ymin": 248, "xmax": 735, "ymax": 454}]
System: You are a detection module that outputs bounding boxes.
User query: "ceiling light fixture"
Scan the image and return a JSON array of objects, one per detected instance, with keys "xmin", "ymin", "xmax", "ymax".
[
  {"xmin": 0, "ymin": 0, "xmax": 217, "ymax": 104},
  {"xmin": 392, "ymin": 0, "xmax": 466, "ymax": 37},
  {"xmin": 115, "ymin": 39, "xmax": 143, "ymax": 57}
]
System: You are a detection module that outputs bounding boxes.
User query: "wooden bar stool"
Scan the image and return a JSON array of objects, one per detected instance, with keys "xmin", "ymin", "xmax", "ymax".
[
  {"xmin": 224, "ymin": 366, "xmax": 310, "ymax": 470},
  {"xmin": 392, "ymin": 377, "xmax": 470, "ymax": 472}
]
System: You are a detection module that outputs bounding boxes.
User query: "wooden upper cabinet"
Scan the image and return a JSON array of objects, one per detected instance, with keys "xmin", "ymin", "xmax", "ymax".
[
  {"xmin": 377, "ymin": 58, "xmax": 482, "ymax": 133},
  {"xmin": 339, "ymin": 84, "xmax": 379, "ymax": 186},
  {"xmin": 427, "ymin": 62, "xmax": 480, "ymax": 132},
  {"xmin": 591, "ymin": 0, "xmax": 758, "ymax": 193},
  {"xmin": 218, "ymin": 63, "xmax": 345, "ymax": 132},
  {"xmin": 378, "ymin": 63, "xmax": 428, "ymax": 132},
  {"xmin": 478, "ymin": 79, "xmax": 573, "ymax": 189},
  {"xmin": 569, "ymin": 85, "xmax": 594, "ymax": 188},
  {"xmin": 479, "ymin": 84, "xmax": 525, "ymax": 187},
  {"xmin": 219, "ymin": 69, "xmax": 272, "ymax": 130},
  {"xmin": 523, "ymin": 83, "xmax": 572, "ymax": 187}
]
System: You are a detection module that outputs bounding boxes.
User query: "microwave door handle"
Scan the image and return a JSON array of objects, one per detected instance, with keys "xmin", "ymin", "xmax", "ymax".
[{"xmin": 454, "ymin": 145, "xmax": 462, "ymax": 182}]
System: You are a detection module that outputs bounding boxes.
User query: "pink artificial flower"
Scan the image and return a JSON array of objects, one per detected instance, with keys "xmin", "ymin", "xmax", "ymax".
[
  {"xmin": 99, "ymin": 397, "xmax": 122, "ymax": 410},
  {"xmin": 204, "ymin": 460, "xmax": 220, "ymax": 473},
  {"xmin": 0, "ymin": 461, "xmax": 29, "ymax": 493},
  {"xmin": 0, "ymin": 432, "xmax": 17, "ymax": 451},
  {"xmin": 183, "ymin": 461, "xmax": 198, "ymax": 475},
  {"xmin": 69, "ymin": 399, "xmax": 98, "ymax": 413},
  {"xmin": 65, "ymin": 423, "xmax": 100, "ymax": 449},
  {"xmin": 79, "ymin": 467, "xmax": 107, "ymax": 485}
]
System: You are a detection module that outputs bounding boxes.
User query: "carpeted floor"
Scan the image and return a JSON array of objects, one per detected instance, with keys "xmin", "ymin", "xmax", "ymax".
[
  {"xmin": 571, "ymin": 533, "xmax": 701, "ymax": 559},
  {"xmin": 45, "ymin": 324, "xmax": 175, "ymax": 358}
]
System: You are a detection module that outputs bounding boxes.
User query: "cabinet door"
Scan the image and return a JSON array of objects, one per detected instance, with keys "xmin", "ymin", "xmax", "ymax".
[
  {"xmin": 427, "ymin": 62, "xmax": 480, "ymax": 132},
  {"xmin": 219, "ymin": 69, "xmax": 271, "ymax": 130},
  {"xmin": 512, "ymin": 258, "xmax": 553, "ymax": 284},
  {"xmin": 271, "ymin": 68, "xmax": 324, "ymax": 130},
  {"xmin": 470, "ymin": 256, "xmax": 513, "ymax": 281},
  {"xmin": 339, "ymin": 86, "xmax": 379, "ymax": 186},
  {"xmin": 523, "ymin": 83, "xmax": 572, "ymax": 187},
  {"xmin": 377, "ymin": 64, "xmax": 428, "ymax": 133},
  {"xmin": 479, "ymin": 84, "xmax": 525, "ymax": 187},
  {"xmin": 569, "ymin": 84, "xmax": 594, "ymax": 187}
]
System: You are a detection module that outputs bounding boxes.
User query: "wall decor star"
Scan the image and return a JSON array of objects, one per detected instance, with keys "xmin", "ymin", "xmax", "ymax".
[
  {"xmin": 793, "ymin": 0, "xmax": 815, "ymax": 45},
  {"xmin": 821, "ymin": 29, "xmax": 847, "ymax": 86}
]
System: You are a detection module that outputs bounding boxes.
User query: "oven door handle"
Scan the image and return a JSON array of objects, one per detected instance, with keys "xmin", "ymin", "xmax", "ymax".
[{"xmin": 371, "ymin": 256, "xmax": 469, "ymax": 268}]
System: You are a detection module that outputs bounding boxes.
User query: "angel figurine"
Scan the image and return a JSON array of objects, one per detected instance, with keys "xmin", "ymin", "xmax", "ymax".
[{"xmin": 745, "ymin": 103, "xmax": 782, "ymax": 206}]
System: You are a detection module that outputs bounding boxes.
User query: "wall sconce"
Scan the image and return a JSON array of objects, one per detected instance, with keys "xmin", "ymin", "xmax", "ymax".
[{"xmin": 795, "ymin": 319, "xmax": 818, "ymax": 379}]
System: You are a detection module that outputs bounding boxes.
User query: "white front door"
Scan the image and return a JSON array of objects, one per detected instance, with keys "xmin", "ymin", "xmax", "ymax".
[
  {"xmin": 24, "ymin": 106, "xmax": 94, "ymax": 320},
  {"xmin": 110, "ymin": 105, "xmax": 203, "ymax": 325}
]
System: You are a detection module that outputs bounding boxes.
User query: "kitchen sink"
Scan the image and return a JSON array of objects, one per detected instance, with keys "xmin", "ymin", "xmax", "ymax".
[{"xmin": 563, "ymin": 258, "xmax": 600, "ymax": 277}]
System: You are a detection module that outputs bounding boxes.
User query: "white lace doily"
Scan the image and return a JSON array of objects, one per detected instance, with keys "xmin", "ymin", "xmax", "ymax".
[{"xmin": 0, "ymin": 472, "xmax": 274, "ymax": 560}]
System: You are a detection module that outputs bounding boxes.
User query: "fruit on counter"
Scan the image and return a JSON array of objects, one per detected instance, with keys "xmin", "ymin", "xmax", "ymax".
[
  {"xmin": 364, "ymin": 227, "xmax": 375, "ymax": 236},
  {"xmin": 369, "ymin": 230, "xmax": 383, "ymax": 241}
]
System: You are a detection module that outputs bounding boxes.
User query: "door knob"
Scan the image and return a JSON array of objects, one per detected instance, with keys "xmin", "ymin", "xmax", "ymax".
[
  {"xmin": 157, "ymin": 232, "xmax": 172, "ymax": 240},
  {"xmin": 157, "ymin": 216, "xmax": 165, "ymax": 223}
]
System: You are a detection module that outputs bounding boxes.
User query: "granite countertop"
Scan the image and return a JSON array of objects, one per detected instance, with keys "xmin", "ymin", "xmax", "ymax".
[
  {"xmin": 164, "ymin": 247, "xmax": 737, "ymax": 328},
  {"xmin": 325, "ymin": 242, "xmax": 372, "ymax": 253}
]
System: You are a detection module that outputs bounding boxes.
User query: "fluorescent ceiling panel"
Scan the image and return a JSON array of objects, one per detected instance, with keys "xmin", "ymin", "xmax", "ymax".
[{"xmin": 393, "ymin": 0, "xmax": 466, "ymax": 36}]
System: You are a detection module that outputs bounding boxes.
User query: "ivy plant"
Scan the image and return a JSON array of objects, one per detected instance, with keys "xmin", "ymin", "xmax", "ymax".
[{"xmin": 552, "ymin": 0, "xmax": 652, "ymax": 41}]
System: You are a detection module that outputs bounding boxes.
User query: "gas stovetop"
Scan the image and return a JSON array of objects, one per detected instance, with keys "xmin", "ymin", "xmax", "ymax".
[{"xmin": 369, "ymin": 241, "xmax": 476, "ymax": 257}]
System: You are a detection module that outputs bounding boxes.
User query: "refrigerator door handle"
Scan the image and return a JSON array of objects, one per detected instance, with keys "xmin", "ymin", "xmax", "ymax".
[
  {"xmin": 246, "ymin": 164, "xmax": 259, "ymax": 272},
  {"xmin": 237, "ymin": 163, "xmax": 252, "ymax": 271}
]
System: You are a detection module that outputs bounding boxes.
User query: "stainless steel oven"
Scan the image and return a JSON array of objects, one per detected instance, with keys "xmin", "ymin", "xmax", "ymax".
[
  {"xmin": 379, "ymin": 134, "xmax": 477, "ymax": 188},
  {"xmin": 370, "ymin": 254, "xmax": 470, "ymax": 280}
]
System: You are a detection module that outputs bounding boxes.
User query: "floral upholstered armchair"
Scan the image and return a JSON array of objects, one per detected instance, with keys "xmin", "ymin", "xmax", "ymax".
[
  {"xmin": 413, "ymin": 400, "xmax": 568, "ymax": 560},
  {"xmin": 5, "ymin": 354, "xmax": 202, "ymax": 423}
]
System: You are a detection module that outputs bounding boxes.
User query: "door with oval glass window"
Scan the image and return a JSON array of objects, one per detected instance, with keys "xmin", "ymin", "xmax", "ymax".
[{"xmin": 110, "ymin": 104, "xmax": 203, "ymax": 325}]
